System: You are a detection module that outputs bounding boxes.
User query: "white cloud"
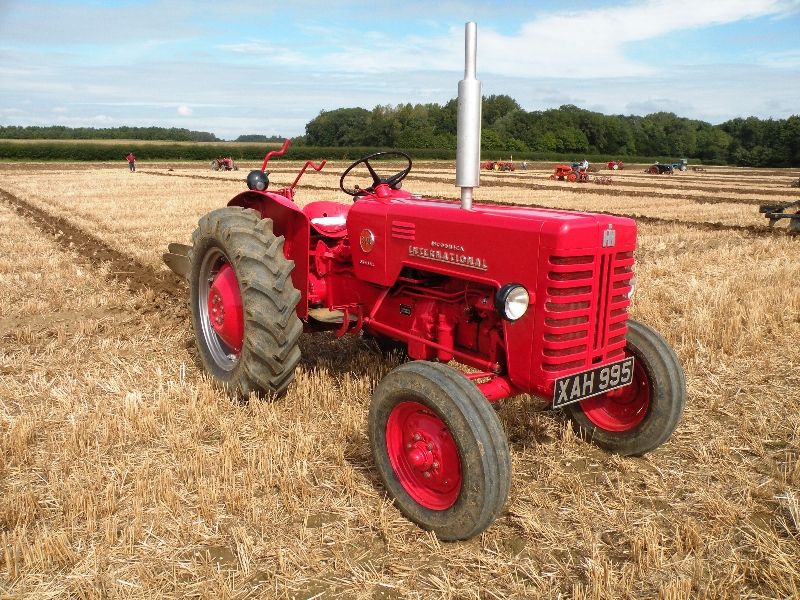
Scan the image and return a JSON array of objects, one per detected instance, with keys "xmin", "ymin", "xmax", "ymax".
[
  {"xmin": 177, "ymin": 106, "xmax": 193, "ymax": 116},
  {"xmin": 53, "ymin": 107, "xmax": 68, "ymax": 113},
  {"xmin": 257, "ymin": 0, "xmax": 800, "ymax": 78}
]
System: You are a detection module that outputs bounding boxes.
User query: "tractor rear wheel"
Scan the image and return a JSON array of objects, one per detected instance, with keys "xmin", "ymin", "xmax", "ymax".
[
  {"xmin": 189, "ymin": 207, "xmax": 302, "ymax": 399},
  {"xmin": 650, "ymin": 166, "xmax": 659, "ymax": 174},
  {"xmin": 567, "ymin": 172, "xmax": 578, "ymax": 182},
  {"xmin": 369, "ymin": 361, "xmax": 511, "ymax": 540},
  {"xmin": 563, "ymin": 319, "xmax": 685, "ymax": 456}
]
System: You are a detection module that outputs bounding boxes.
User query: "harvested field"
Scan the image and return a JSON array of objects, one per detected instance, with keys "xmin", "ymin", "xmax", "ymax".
[{"xmin": 1, "ymin": 160, "xmax": 799, "ymax": 598}]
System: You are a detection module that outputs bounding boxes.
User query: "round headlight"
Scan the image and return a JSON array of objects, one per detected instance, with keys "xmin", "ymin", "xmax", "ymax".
[
  {"xmin": 247, "ymin": 170, "xmax": 270, "ymax": 191},
  {"xmin": 496, "ymin": 283, "xmax": 530, "ymax": 321}
]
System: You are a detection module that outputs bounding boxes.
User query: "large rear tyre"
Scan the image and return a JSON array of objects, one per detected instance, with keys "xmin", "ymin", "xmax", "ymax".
[
  {"xmin": 567, "ymin": 172, "xmax": 578, "ymax": 182},
  {"xmin": 368, "ymin": 362, "xmax": 511, "ymax": 540},
  {"xmin": 563, "ymin": 319, "xmax": 685, "ymax": 456},
  {"xmin": 189, "ymin": 207, "xmax": 302, "ymax": 399},
  {"xmin": 650, "ymin": 166, "xmax": 659, "ymax": 174}
]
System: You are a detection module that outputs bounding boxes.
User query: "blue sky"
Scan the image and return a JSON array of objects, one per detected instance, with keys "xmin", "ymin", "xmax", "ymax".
[{"xmin": 1, "ymin": 0, "xmax": 798, "ymax": 139}]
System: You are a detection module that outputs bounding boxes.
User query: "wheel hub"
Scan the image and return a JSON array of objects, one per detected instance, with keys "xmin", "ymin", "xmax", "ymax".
[
  {"xmin": 581, "ymin": 357, "xmax": 649, "ymax": 432},
  {"xmin": 386, "ymin": 401, "xmax": 461, "ymax": 510},
  {"xmin": 207, "ymin": 263, "xmax": 244, "ymax": 352}
]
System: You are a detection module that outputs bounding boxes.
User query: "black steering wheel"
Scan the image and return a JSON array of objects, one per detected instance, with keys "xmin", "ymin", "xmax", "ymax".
[{"xmin": 339, "ymin": 151, "xmax": 412, "ymax": 197}]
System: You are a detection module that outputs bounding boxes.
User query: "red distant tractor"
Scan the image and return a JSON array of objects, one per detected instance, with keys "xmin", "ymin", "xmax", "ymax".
[
  {"xmin": 211, "ymin": 157, "xmax": 238, "ymax": 171},
  {"xmin": 481, "ymin": 159, "xmax": 515, "ymax": 171},
  {"xmin": 607, "ymin": 160, "xmax": 624, "ymax": 170},
  {"xmin": 550, "ymin": 165, "xmax": 589, "ymax": 183},
  {"xmin": 164, "ymin": 23, "xmax": 685, "ymax": 541}
]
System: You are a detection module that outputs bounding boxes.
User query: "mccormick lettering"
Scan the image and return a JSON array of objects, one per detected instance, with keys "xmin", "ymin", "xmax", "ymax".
[
  {"xmin": 431, "ymin": 241, "xmax": 465, "ymax": 252},
  {"xmin": 408, "ymin": 245, "xmax": 488, "ymax": 271}
]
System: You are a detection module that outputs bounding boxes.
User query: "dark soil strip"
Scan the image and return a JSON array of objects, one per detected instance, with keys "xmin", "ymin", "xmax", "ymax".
[
  {"xmin": 0, "ymin": 187, "xmax": 185, "ymax": 298},
  {"xmin": 137, "ymin": 169, "xmax": 796, "ymax": 207}
]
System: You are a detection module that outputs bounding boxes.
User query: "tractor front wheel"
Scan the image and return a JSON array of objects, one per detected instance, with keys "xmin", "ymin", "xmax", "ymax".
[
  {"xmin": 563, "ymin": 319, "xmax": 685, "ymax": 456},
  {"xmin": 369, "ymin": 361, "xmax": 511, "ymax": 540},
  {"xmin": 189, "ymin": 207, "xmax": 302, "ymax": 399}
]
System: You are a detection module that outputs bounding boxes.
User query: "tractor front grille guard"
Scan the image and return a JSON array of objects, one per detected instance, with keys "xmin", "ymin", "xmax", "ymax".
[
  {"xmin": 539, "ymin": 250, "xmax": 632, "ymax": 375},
  {"xmin": 760, "ymin": 200, "xmax": 800, "ymax": 233}
]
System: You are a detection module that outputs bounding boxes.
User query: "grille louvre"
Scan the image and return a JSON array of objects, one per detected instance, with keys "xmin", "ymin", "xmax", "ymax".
[
  {"xmin": 540, "ymin": 250, "xmax": 633, "ymax": 374},
  {"xmin": 391, "ymin": 221, "xmax": 415, "ymax": 240}
]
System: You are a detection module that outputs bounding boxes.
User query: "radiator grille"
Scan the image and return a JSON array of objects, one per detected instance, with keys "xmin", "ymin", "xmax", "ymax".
[{"xmin": 540, "ymin": 251, "xmax": 633, "ymax": 374}]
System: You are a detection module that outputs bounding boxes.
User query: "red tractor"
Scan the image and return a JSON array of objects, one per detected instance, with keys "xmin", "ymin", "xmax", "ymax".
[
  {"xmin": 163, "ymin": 24, "xmax": 685, "ymax": 541},
  {"xmin": 607, "ymin": 160, "xmax": 624, "ymax": 170},
  {"xmin": 211, "ymin": 157, "xmax": 238, "ymax": 171},
  {"xmin": 550, "ymin": 165, "xmax": 589, "ymax": 183},
  {"xmin": 481, "ymin": 159, "xmax": 515, "ymax": 172}
]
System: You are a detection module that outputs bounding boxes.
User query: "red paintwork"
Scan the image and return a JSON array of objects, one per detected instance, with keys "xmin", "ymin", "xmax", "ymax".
[
  {"xmin": 581, "ymin": 352, "xmax": 649, "ymax": 431},
  {"xmin": 481, "ymin": 160, "xmax": 515, "ymax": 172},
  {"xmin": 208, "ymin": 263, "xmax": 244, "ymax": 352},
  {"xmin": 607, "ymin": 161, "xmax": 624, "ymax": 170},
  {"xmin": 225, "ymin": 144, "xmax": 636, "ymax": 404},
  {"xmin": 386, "ymin": 401, "xmax": 462, "ymax": 510}
]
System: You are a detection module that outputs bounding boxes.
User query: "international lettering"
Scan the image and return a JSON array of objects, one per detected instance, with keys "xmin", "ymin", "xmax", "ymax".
[{"xmin": 408, "ymin": 245, "xmax": 488, "ymax": 271}]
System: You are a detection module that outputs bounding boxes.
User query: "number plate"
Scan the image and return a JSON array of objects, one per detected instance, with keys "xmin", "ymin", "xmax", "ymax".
[{"xmin": 552, "ymin": 357, "xmax": 635, "ymax": 409}]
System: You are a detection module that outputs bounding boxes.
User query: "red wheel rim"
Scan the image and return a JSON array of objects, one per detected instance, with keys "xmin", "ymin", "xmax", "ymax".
[
  {"xmin": 207, "ymin": 263, "xmax": 244, "ymax": 352},
  {"xmin": 385, "ymin": 401, "xmax": 461, "ymax": 510},
  {"xmin": 580, "ymin": 357, "xmax": 650, "ymax": 432}
]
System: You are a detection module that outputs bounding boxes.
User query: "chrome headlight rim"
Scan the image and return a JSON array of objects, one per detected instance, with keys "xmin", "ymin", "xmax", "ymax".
[{"xmin": 495, "ymin": 283, "xmax": 530, "ymax": 322}]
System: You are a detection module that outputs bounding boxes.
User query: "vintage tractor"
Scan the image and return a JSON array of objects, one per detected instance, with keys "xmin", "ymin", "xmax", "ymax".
[
  {"xmin": 163, "ymin": 24, "xmax": 685, "ymax": 541},
  {"xmin": 481, "ymin": 159, "xmax": 515, "ymax": 171},
  {"xmin": 648, "ymin": 163, "xmax": 674, "ymax": 175},
  {"xmin": 607, "ymin": 160, "xmax": 624, "ymax": 170},
  {"xmin": 550, "ymin": 165, "xmax": 589, "ymax": 183},
  {"xmin": 211, "ymin": 157, "xmax": 239, "ymax": 171}
]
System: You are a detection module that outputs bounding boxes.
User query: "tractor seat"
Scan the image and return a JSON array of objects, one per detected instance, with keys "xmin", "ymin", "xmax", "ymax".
[{"xmin": 303, "ymin": 200, "xmax": 350, "ymax": 237}]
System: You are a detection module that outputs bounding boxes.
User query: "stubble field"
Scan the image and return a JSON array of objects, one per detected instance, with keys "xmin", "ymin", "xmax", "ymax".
[{"xmin": 1, "ymin": 160, "xmax": 799, "ymax": 599}]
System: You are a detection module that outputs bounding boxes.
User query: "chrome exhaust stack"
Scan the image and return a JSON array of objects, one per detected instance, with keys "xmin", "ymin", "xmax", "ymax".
[{"xmin": 455, "ymin": 22, "xmax": 482, "ymax": 211}]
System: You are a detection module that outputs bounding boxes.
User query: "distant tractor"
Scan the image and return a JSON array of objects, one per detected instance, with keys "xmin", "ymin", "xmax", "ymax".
[
  {"xmin": 671, "ymin": 159, "xmax": 688, "ymax": 171},
  {"xmin": 649, "ymin": 164, "xmax": 674, "ymax": 175},
  {"xmin": 211, "ymin": 157, "xmax": 239, "ymax": 171},
  {"xmin": 481, "ymin": 159, "xmax": 515, "ymax": 172},
  {"xmin": 550, "ymin": 165, "xmax": 589, "ymax": 183},
  {"xmin": 607, "ymin": 160, "xmax": 624, "ymax": 170}
]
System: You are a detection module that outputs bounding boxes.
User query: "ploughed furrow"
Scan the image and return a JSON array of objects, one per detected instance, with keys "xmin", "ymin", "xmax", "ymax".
[
  {"xmin": 138, "ymin": 168, "xmax": 796, "ymax": 206},
  {"xmin": 0, "ymin": 186, "xmax": 184, "ymax": 298}
]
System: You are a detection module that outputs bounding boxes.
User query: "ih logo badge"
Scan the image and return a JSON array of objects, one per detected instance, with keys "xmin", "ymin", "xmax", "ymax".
[
  {"xmin": 359, "ymin": 229, "xmax": 375, "ymax": 253},
  {"xmin": 602, "ymin": 224, "xmax": 616, "ymax": 248}
]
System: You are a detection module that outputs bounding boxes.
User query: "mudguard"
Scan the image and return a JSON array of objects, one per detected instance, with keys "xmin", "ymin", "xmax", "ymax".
[{"xmin": 227, "ymin": 190, "xmax": 311, "ymax": 319}]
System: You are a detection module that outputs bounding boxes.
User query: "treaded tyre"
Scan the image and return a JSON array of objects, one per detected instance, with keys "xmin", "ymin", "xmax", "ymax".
[
  {"xmin": 189, "ymin": 207, "xmax": 302, "ymax": 398},
  {"xmin": 563, "ymin": 319, "xmax": 685, "ymax": 456},
  {"xmin": 368, "ymin": 361, "xmax": 511, "ymax": 540}
]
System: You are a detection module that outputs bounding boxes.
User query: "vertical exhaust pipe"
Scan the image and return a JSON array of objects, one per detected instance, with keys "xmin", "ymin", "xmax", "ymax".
[{"xmin": 455, "ymin": 22, "xmax": 482, "ymax": 211}]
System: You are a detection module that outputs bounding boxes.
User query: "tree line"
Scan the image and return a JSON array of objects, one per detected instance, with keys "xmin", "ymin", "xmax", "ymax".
[
  {"xmin": 299, "ymin": 96, "xmax": 800, "ymax": 167},
  {"xmin": 0, "ymin": 125, "xmax": 221, "ymax": 142}
]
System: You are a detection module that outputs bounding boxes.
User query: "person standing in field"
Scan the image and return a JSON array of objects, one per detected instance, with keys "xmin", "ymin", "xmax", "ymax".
[
  {"xmin": 126, "ymin": 152, "xmax": 136, "ymax": 172},
  {"xmin": 522, "ymin": 160, "xmax": 527, "ymax": 170}
]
